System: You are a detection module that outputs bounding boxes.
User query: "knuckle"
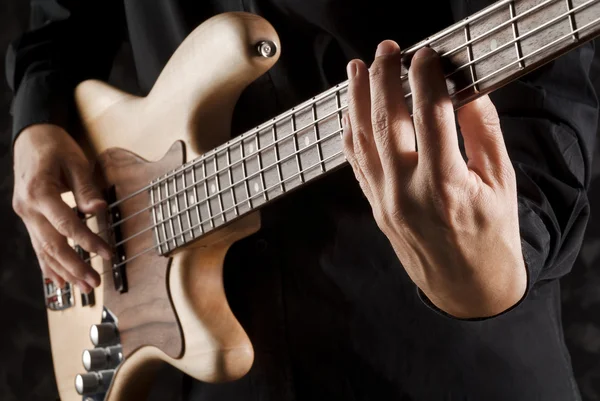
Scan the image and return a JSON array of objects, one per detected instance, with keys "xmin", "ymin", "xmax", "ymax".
[
  {"xmin": 12, "ymin": 196, "xmax": 25, "ymax": 216},
  {"xmin": 55, "ymin": 217, "xmax": 77, "ymax": 238},
  {"xmin": 371, "ymin": 107, "xmax": 390, "ymax": 135},
  {"xmin": 76, "ymin": 182, "xmax": 97, "ymax": 199},
  {"xmin": 41, "ymin": 240, "xmax": 58, "ymax": 258},
  {"xmin": 497, "ymin": 160, "xmax": 516, "ymax": 185},
  {"xmin": 369, "ymin": 61, "xmax": 385, "ymax": 79}
]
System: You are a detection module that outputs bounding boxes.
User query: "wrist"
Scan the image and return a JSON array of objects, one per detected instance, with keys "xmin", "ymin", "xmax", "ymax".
[{"xmin": 420, "ymin": 259, "xmax": 528, "ymax": 319}]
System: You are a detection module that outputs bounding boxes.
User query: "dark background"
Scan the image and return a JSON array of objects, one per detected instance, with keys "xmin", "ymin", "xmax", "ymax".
[{"xmin": 1, "ymin": 1, "xmax": 599, "ymax": 401}]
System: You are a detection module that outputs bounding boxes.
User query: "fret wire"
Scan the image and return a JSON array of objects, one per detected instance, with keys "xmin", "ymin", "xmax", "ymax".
[
  {"xmin": 272, "ymin": 123, "xmax": 285, "ymax": 192},
  {"xmin": 566, "ymin": 0, "xmax": 579, "ymax": 40},
  {"xmin": 112, "ymin": 13, "xmax": 600, "ymax": 261},
  {"xmin": 311, "ymin": 102, "xmax": 325, "ymax": 172},
  {"xmin": 163, "ymin": 179, "xmax": 178, "ymax": 249},
  {"xmin": 149, "ymin": 185, "xmax": 164, "ymax": 255},
  {"xmin": 180, "ymin": 169, "xmax": 194, "ymax": 241},
  {"xmin": 334, "ymin": 87, "xmax": 344, "ymax": 139},
  {"xmin": 225, "ymin": 146, "xmax": 239, "ymax": 217},
  {"xmin": 213, "ymin": 156, "xmax": 226, "ymax": 222},
  {"xmin": 157, "ymin": 184, "xmax": 170, "ymax": 253},
  {"xmin": 171, "ymin": 174, "xmax": 186, "ymax": 243},
  {"xmin": 190, "ymin": 164, "xmax": 204, "ymax": 235},
  {"xmin": 290, "ymin": 112, "xmax": 304, "ymax": 183},
  {"xmin": 463, "ymin": 23, "xmax": 479, "ymax": 93},
  {"xmin": 240, "ymin": 141, "xmax": 253, "ymax": 209},
  {"xmin": 201, "ymin": 160, "xmax": 215, "ymax": 228},
  {"xmin": 255, "ymin": 134, "xmax": 268, "ymax": 201},
  {"xmin": 509, "ymin": 1, "xmax": 525, "ymax": 69},
  {"xmin": 103, "ymin": 0, "xmax": 562, "ymax": 212}
]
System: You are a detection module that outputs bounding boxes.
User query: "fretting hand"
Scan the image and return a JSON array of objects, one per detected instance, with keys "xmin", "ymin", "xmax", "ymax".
[
  {"xmin": 13, "ymin": 124, "xmax": 112, "ymax": 293},
  {"xmin": 342, "ymin": 40, "xmax": 527, "ymax": 319}
]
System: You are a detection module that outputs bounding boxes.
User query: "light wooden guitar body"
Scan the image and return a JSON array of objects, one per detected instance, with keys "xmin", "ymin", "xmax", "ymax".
[{"xmin": 48, "ymin": 12, "xmax": 280, "ymax": 401}]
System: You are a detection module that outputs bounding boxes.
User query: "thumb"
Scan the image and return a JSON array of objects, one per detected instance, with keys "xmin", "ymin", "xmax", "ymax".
[
  {"xmin": 457, "ymin": 95, "xmax": 511, "ymax": 186},
  {"xmin": 64, "ymin": 160, "xmax": 106, "ymax": 214}
]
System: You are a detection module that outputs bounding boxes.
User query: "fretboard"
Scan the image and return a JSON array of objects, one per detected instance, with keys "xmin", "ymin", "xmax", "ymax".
[{"xmin": 150, "ymin": 0, "xmax": 600, "ymax": 255}]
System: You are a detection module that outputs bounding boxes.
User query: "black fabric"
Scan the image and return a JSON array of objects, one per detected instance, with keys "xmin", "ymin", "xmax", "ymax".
[{"xmin": 4, "ymin": 1, "xmax": 599, "ymax": 400}]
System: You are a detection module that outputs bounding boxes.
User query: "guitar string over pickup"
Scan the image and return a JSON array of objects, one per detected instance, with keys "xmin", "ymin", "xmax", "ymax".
[{"xmin": 106, "ymin": 186, "xmax": 128, "ymax": 293}]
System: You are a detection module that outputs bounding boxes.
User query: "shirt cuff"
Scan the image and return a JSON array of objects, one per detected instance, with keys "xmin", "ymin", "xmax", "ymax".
[
  {"xmin": 415, "ymin": 237, "xmax": 534, "ymax": 322},
  {"xmin": 10, "ymin": 71, "xmax": 72, "ymax": 147}
]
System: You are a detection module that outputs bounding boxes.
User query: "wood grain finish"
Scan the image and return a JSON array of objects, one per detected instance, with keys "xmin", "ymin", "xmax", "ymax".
[{"xmin": 96, "ymin": 142, "xmax": 185, "ymax": 359}]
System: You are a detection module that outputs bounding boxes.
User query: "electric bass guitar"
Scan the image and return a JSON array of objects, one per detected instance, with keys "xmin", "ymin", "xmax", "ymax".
[{"xmin": 43, "ymin": 0, "xmax": 600, "ymax": 399}]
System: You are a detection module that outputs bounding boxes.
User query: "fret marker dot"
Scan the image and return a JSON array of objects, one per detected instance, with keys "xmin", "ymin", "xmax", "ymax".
[
  {"xmin": 211, "ymin": 184, "xmax": 216, "ymax": 193},
  {"xmin": 254, "ymin": 182, "xmax": 260, "ymax": 193},
  {"xmin": 304, "ymin": 136, "xmax": 310, "ymax": 147},
  {"xmin": 171, "ymin": 204, "xmax": 177, "ymax": 213},
  {"xmin": 157, "ymin": 210, "xmax": 163, "ymax": 219},
  {"xmin": 249, "ymin": 143, "xmax": 255, "ymax": 153},
  {"xmin": 189, "ymin": 194, "xmax": 195, "ymax": 203},
  {"xmin": 490, "ymin": 39, "xmax": 497, "ymax": 51}
]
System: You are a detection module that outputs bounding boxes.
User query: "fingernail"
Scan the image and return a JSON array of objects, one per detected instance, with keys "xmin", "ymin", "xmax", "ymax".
[
  {"xmin": 412, "ymin": 46, "xmax": 437, "ymax": 61},
  {"xmin": 341, "ymin": 114, "xmax": 348, "ymax": 129},
  {"xmin": 100, "ymin": 248, "xmax": 112, "ymax": 261},
  {"xmin": 89, "ymin": 199, "xmax": 107, "ymax": 212},
  {"xmin": 79, "ymin": 281, "xmax": 92, "ymax": 294},
  {"xmin": 347, "ymin": 62, "xmax": 357, "ymax": 79},
  {"xmin": 86, "ymin": 273, "xmax": 100, "ymax": 287},
  {"xmin": 375, "ymin": 40, "xmax": 400, "ymax": 58}
]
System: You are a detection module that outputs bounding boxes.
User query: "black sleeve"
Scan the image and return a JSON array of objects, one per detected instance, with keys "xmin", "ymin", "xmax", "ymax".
[
  {"xmin": 495, "ymin": 41, "xmax": 598, "ymax": 296},
  {"xmin": 418, "ymin": 0, "xmax": 599, "ymax": 320},
  {"xmin": 5, "ymin": 0, "xmax": 126, "ymax": 145}
]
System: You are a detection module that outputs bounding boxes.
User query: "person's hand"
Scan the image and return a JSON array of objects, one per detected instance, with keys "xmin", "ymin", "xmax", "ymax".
[
  {"xmin": 342, "ymin": 40, "xmax": 527, "ymax": 319},
  {"xmin": 13, "ymin": 124, "xmax": 112, "ymax": 293}
]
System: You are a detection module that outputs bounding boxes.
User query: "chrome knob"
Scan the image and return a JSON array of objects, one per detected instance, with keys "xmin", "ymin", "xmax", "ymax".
[
  {"xmin": 74, "ymin": 369, "xmax": 114, "ymax": 395},
  {"xmin": 82, "ymin": 345, "xmax": 123, "ymax": 371},
  {"xmin": 90, "ymin": 323, "xmax": 118, "ymax": 346}
]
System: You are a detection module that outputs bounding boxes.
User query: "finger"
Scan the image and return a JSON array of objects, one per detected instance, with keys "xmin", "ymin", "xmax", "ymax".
[
  {"xmin": 23, "ymin": 221, "xmax": 67, "ymax": 288},
  {"xmin": 36, "ymin": 187, "xmax": 112, "ymax": 260},
  {"xmin": 457, "ymin": 95, "xmax": 513, "ymax": 186},
  {"xmin": 346, "ymin": 59, "xmax": 384, "ymax": 188},
  {"xmin": 342, "ymin": 113, "xmax": 374, "ymax": 201},
  {"xmin": 63, "ymin": 159, "xmax": 107, "ymax": 215},
  {"xmin": 40, "ymin": 263, "xmax": 64, "ymax": 289},
  {"xmin": 32, "ymin": 214, "xmax": 101, "ymax": 288},
  {"xmin": 409, "ymin": 47, "xmax": 466, "ymax": 178},
  {"xmin": 34, "ymin": 240, "xmax": 79, "ymax": 287},
  {"xmin": 370, "ymin": 40, "xmax": 416, "ymax": 163}
]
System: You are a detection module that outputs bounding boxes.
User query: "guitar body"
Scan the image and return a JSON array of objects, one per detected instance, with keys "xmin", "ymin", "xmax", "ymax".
[{"xmin": 47, "ymin": 12, "xmax": 281, "ymax": 401}]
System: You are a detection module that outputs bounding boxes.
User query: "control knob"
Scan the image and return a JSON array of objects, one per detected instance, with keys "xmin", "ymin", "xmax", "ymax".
[
  {"xmin": 74, "ymin": 369, "xmax": 115, "ymax": 395},
  {"xmin": 89, "ymin": 323, "xmax": 118, "ymax": 346},
  {"xmin": 82, "ymin": 345, "xmax": 123, "ymax": 371}
]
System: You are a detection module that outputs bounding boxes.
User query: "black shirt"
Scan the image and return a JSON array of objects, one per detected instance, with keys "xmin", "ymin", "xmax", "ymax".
[{"xmin": 5, "ymin": 1, "xmax": 599, "ymax": 400}]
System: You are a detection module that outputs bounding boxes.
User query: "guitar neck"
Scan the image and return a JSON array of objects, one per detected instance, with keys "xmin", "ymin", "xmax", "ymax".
[{"xmin": 149, "ymin": 0, "xmax": 600, "ymax": 255}]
